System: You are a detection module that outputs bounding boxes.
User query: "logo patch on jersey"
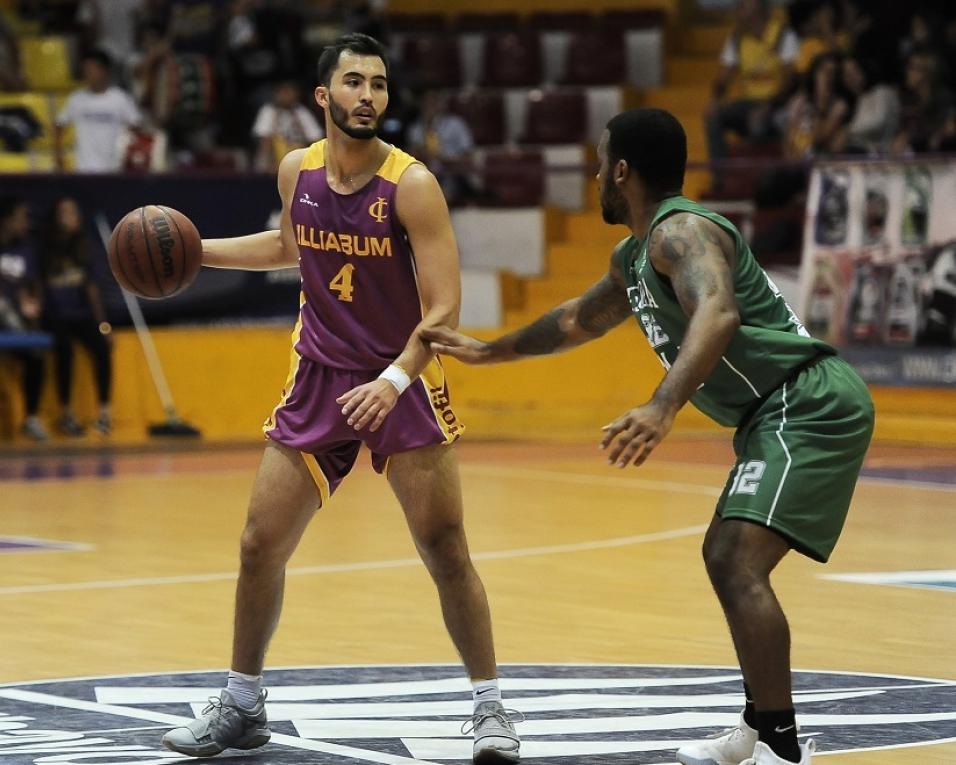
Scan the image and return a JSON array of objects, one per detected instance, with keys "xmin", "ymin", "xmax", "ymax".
[
  {"xmin": 627, "ymin": 280, "xmax": 658, "ymax": 311},
  {"xmin": 298, "ymin": 192, "xmax": 320, "ymax": 208},
  {"xmin": 1, "ymin": 664, "xmax": 954, "ymax": 764},
  {"xmin": 368, "ymin": 196, "xmax": 389, "ymax": 223},
  {"xmin": 295, "ymin": 225, "xmax": 392, "ymax": 258}
]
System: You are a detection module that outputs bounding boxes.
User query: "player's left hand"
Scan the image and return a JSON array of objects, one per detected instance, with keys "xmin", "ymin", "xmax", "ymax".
[
  {"xmin": 600, "ymin": 401, "xmax": 676, "ymax": 468},
  {"xmin": 337, "ymin": 379, "xmax": 399, "ymax": 433}
]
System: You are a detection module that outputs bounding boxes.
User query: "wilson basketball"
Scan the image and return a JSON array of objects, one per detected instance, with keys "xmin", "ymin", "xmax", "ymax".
[{"xmin": 107, "ymin": 205, "xmax": 202, "ymax": 299}]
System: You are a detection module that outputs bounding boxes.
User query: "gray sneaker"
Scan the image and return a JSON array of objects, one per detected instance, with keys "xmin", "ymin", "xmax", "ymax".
[
  {"xmin": 463, "ymin": 700, "xmax": 522, "ymax": 764},
  {"xmin": 162, "ymin": 689, "xmax": 270, "ymax": 757}
]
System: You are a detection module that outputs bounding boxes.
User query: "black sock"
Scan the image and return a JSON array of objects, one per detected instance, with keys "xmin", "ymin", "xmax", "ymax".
[
  {"xmin": 757, "ymin": 709, "xmax": 800, "ymax": 762},
  {"xmin": 742, "ymin": 682, "xmax": 757, "ymax": 728}
]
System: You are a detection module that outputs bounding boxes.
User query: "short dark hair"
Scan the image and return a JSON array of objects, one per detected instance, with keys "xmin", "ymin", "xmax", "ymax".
[
  {"xmin": 81, "ymin": 48, "xmax": 112, "ymax": 71},
  {"xmin": 606, "ymin": 108, "xmax": 686, "ymax": 196},
  {"xmin": 316, "ymin": 33, "xmax": 389, "ymax": 87}
]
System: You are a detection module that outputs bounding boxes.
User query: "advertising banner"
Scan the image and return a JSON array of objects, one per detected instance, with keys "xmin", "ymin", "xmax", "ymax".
[{"xmin": 799, "ymin": 160, "xmax": 956, "ymax": 386}]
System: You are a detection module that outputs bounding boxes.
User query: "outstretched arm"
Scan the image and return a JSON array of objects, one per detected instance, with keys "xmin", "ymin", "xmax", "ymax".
[
  {"xmin": 200, "ymin": 149, "xmax": 305, "ymax": 271},
  {"xmin": 601, "ymin": 213, "xmax": 740, "ymax": 468},
  {"xmin": 423, "ymin": 249, "xmax": 633, "ymax": 364}
]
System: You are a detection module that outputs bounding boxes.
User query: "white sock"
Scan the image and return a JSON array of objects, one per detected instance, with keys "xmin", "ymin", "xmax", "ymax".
[
  {"xmin": 472, "ymin": 678, "xmax": 501, "ymax": 709},
  {"xmin": 226, "ymin": 670, "xmax": 262, "ymax": 709}
]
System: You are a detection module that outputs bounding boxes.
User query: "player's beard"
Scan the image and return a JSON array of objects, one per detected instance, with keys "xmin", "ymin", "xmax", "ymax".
[
  {"xmin": 600, "ymin": 175, "xmax": 629, "ymax": 225},
  {"xmin": 328, "ymin": 92, "xmax": 378, "ymax": 140}
]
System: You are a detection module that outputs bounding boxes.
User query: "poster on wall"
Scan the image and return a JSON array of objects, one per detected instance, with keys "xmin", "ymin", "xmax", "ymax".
[{"xmin": 799, "ymin": 160, "xmax": 956, "ymax": 386}]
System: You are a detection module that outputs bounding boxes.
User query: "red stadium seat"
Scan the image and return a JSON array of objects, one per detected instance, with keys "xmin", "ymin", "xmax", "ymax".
[
  {"xmin": 527, "ymin": 11, "xmax": 595, "ymax": 31},
  {"xmin": 449, "ymin": 91, "xmax": 505, "ymax": 146},
  {"xmin": 455, "ymin": 12, "xmax": 521, "ymax": 32},
  {"xmin": 483, "ymin": 150, "xmax": 545, "ymax": 207},
  {"xmin": 521, "ymin": 89, "xmax": 587, "ymax": 145},
  {"xmin": 402, "ymin": 35, "xmax": 462, "ymax": 89},
  {"xmin": 599, "ymin": 9, "xmax": 667, "ymax": 31},
  {"xmin": 385, "ymin": 13, "xmax": 447, "ymax": 33},
  {"xmin": 482, "ymin": 32, "xmax": 542, "ymax": 88},
  {"xmin": 563, "ymin": 30, "xmax": 625, "ymax": 85}
]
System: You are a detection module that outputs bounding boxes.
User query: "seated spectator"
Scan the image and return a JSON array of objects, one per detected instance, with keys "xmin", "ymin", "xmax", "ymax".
[
  {"xmin": 407, "ymin": 90, "xmax": 481, "ymax": 206},
  {"xmin": 893, "ymin": 48, "xmax": 956, "ymax": 154},
  {"xmin": 0, "ymin": 197, "xmax": 47, "ymax": 441},
  {"xmin": 127, "ymin": 22, "xmax": 170, "ymax": 112},
  {"xmin": 898, "ymin": 9, "xmax": 943, "ymax": 73},
  {"xmin": 705, "ymin": 0, "xmax": 800, "ymax": 190},
  {"xmin": 790, "ymin": 0, "xmax": 845, "ymax": 76},
  {"xmin": 39, "ymin": 197, "xmax": 113, "ymax": 437},
  {"xmin": 783, "ymin": 53, "xmax": 851, "ymax": 158},
  {"xmin": 55, "ymin": 49, "xmax": 142, "ymax": 172},
  {"xmin": 252, "ymin": 81, "xmax": 323, "ymax": 171},
  {"xmin": 0, "ymin": 12, "xmax": 26, "ymax": 91},
  {"xmin": 77, "ymin": 0, "xmax": 145, "ymax": 82},
  {"xmin": 836, "ymin": 55, "xmax": 900, "ymax": 154}
]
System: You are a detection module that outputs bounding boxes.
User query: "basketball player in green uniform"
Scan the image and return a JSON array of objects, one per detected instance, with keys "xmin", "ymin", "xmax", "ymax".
[{"xmin": 423, "ymin": 108, "xmax": 874, "ymax": 765}]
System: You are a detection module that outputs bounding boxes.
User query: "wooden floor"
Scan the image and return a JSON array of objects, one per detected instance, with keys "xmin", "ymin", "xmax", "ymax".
[{"xmin": 1, "ymin": 436, "xmax": 954, "ymax": 764}]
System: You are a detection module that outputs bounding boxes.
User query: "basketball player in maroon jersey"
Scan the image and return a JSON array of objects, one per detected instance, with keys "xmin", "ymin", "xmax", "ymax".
[{"xmin": 162, "ymin": 34, "xmax": 520, "ymax": 765}]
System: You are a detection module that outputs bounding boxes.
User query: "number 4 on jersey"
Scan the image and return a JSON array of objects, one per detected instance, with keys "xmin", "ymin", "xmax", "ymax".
[{"xmin": 329, "ymin": 264, "xmax": 355, "ymax": 302}]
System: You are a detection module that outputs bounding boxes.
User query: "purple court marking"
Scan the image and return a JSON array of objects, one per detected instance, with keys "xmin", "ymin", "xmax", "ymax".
[
  {"xmin": 0, "ymin": 537, "xmax": 92, "ymax": 553},
  {"xmin": 862, "ymin": 465, "xmax": 956, "ymax": 486}
]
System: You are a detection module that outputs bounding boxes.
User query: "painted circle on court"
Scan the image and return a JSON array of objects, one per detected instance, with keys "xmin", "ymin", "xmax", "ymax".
[{"xmin": 1, "ymin": 664, "xmax": 955, "ymax": 764}]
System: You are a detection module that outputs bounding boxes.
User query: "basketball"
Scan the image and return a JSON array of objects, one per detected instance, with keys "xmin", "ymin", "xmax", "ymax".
[{"xmin": 107, "ymin": 205, "xmax": 202, "ymax": 299}]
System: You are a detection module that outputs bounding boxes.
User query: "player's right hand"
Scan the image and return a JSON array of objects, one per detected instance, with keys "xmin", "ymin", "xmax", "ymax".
[{"xmin": 420, "ymin": 326, "xmax": 492, "ymax": 364}]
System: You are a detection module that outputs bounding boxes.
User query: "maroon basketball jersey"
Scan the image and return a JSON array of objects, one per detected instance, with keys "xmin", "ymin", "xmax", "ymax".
[{"xmin": 289, "ymin": 140, "xmax": 424, "ymax": 370}]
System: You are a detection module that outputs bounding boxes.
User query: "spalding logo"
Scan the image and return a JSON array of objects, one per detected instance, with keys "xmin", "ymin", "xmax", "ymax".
[{"xmin": 0, "ymin": 664, "xmax": 954, "ymax": 764}]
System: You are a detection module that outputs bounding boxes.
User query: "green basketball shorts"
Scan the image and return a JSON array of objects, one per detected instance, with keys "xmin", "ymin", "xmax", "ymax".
[{"xmin": 716, "ymin": 355, "xmax": 875, "ymax": 562}]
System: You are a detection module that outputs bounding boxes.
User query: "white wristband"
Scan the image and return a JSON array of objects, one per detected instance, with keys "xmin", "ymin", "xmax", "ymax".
[{"xmin": 378, "ymin": 364, "xmax": 412, "ymax": 395}]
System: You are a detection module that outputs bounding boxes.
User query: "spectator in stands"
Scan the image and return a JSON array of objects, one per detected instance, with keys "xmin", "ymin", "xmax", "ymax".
[
  {"xmin": 898, "ymin": 9, "xmax": 943, "ymax": 73},
  {"xmin": 77, "ymin": 0, "xmax": 145, "ymax": 78},
  {"xmin": 790, "ymin": 0, "xmax": 845, "ymax": 76},
  {"xmin": 893, "ymin": 48, "xmax": 956, "ymax": 154},
  {"xmin": 408, "ymin": 90, "xmax": 480, "ymax": 206},
  {"xmin": 752, "ymin": 51, "xmax": 849, "ymax": 214},
  {"xmin": 0, "ymin": 196, "xmax": 47, "ymax": 442},
  {"xmin": 0, "ymin": 12, "xmax": 26, "ymax": 91},
  {"xmin": 224, "ymin": 0, "xmax": 307, "ymax": 148},
  {"xmin": 54, "ymin": 49, "xmax": 142, "ymax": 172},
  {"xmin": 252, "ymin": 80, "xmax": 323, "ymax": 171},
  {"xmin": 836, "ymin": 55, "xmax": 900, "ymax": 154},
  {"xmin": 38, "ymin": 197, "xmax": 113, "ymax": 437},
  {"xmin": 783, "ymin": 52, "xmax": 851, "ymax": 158},
  {"xmin": 166, "ymin": 0, "xmax": 224, "ymax": 57},
  {"xmin": 705, "ymin": 0, "xmax": 800, "ymax": 191},
  {"xmin": 127, "ymin": 22, "xmax": 170, "ymax": 110}
]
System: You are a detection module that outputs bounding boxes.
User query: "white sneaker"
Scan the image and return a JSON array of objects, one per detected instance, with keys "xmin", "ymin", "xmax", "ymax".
[
  {"xmin": 742, "ymin": 739, "xmax": 815, "ymax": 765},
  {"xmin": 676, "ymin": 714, "xmax": 759, "ymax": 765}
]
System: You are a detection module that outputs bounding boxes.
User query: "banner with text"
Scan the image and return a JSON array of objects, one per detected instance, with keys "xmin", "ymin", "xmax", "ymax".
[{"xmin": 799, "ymin": 160, "xmax": 956, "ymax": 386}]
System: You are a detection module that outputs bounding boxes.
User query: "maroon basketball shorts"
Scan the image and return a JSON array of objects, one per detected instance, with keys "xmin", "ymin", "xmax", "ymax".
[{"xmin": 264, "ymin": 355, "xmax": 463, "ymax": 503}]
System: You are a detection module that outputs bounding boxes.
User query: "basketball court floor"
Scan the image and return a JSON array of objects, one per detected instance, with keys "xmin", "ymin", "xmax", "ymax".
[{"xmin": 1, "ymin": 436, "xmax": 954, "ymax": 764}]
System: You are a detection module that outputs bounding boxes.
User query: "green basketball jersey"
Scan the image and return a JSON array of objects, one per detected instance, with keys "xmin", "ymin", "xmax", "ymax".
[{"xmin": 613, "ymin": 196, "xmax": 835, "ymax": 427}]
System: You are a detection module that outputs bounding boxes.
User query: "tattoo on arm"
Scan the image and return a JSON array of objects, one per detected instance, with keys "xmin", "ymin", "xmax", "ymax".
[
  {"xmin": 486, "ymin": 269, "xmax": 631, "ymax": 358},
  {"xmin": 491, "ymin": 309, "xmax": 566, "ymax": 356},
  {"xmin": 577, "ymin": 275, "xmax": 632, "ymax": 335},
  {"xmin": 651, "ymin": 216, "xmax": 734, "ymax": 313}
]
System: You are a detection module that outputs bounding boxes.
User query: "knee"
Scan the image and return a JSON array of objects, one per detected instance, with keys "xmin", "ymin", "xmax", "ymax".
[
  {"xmin": 416, "ymin": 523, "xmax": 471, "ymax": 579},
  {"xmin": 239, "ymin": 523, "xmax": 290, "ymax": 574},
  {"xmin": 704, "ymin": 545, "xmax": 764, "ymax": 605}
]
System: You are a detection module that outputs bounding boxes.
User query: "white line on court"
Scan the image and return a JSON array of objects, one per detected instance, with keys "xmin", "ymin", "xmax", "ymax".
[
  {"xmin": 0, "ymin": 525, "xmax": 708, "ymax": 596},
  {"xmin": 0, "ymin": 689, "xmax": 444, "ymax": 765},
  {"xmin": 462, "ymin": 464, "xmax": 723, "ymax": 496}
]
